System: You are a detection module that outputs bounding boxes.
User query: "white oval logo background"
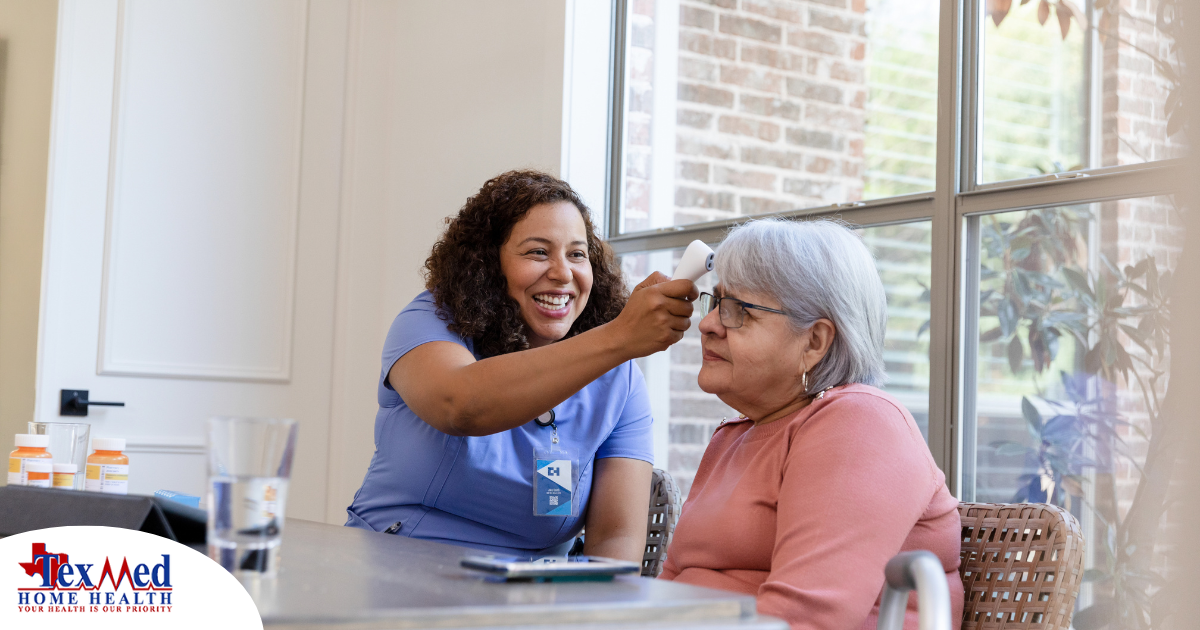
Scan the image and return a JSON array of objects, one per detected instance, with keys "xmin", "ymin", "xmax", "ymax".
[{"xmin": 0, "ymin": 526, "xmax": 262, "ymax": 629}]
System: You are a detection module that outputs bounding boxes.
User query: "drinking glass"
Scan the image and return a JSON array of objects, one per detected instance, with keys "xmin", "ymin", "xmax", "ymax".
[
  {"xmin": 206, "ymin": 417, "xmax": 297, "ymax": 577},
  {"xmin": 27, "ymin": 422, "xmax": 91, "ymax": 490}
]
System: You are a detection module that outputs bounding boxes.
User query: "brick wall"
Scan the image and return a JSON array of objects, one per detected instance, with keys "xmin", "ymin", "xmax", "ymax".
[
  {"xmin": 624, "ymin": 0, "xmax": 869, "ymax": 233},
  {"xmin": 1101, "ymin": 0, "xmax": 1186, "ymax": 167}
]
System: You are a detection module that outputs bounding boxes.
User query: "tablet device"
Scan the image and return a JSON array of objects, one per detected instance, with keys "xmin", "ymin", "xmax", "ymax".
[{"xmin": 460, "ymin": 555, "xmax": 640, "ymax": 580}]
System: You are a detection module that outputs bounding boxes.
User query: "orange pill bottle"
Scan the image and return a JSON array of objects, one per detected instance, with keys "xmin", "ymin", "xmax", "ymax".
[
  {"xmin": 8, "ymin": 434, "xmax": 53, "ymax": 485},
  {"xmin": 86, "ymin": 438, "xmax": 129, "ymax": 494},
  {"xmin": 25, "ymin": 461, "xmax": 52, "ymax": 488}
]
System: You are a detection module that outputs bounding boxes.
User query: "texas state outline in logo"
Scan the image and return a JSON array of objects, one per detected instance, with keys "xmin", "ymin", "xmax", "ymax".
[{"xmin": 1, "ymin": 526, "xmax": 261, "ymax": 629}]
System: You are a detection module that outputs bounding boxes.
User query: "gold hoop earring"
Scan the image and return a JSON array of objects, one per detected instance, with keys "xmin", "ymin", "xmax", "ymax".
[{"xmin": 801, "ymin": 371, "xmax": 809, "ymax": 394}]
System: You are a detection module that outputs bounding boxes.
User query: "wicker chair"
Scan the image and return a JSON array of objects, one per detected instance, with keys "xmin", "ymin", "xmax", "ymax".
[
  {"xmin": 957, "ymin": 502, "xmax": 1085, "ymax": 630},
  {"xmin": 642, "ymin": 468, "xmax": 682, "ymax": 577}
]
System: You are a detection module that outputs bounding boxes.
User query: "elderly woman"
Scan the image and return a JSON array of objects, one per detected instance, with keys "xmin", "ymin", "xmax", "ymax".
[{"xmin": 658, "ymin": 219, "xmax": 963, "ymax": 630}]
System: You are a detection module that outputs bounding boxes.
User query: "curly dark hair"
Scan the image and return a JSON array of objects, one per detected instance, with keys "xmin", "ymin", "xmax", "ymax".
[{"xmin": 423, "ymin": 170, "xmax": 627, "ymax": 358}]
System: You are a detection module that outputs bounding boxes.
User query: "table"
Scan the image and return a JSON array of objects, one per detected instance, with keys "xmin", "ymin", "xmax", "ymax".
[{"xmin": 249, "ymin": 519, "xmax": 787, "ymax": 630}]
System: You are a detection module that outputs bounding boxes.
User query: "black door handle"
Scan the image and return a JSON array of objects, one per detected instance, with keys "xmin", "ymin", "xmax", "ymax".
[{"xmin": 59, "ymin": 390, "xmax": 126, "ymax": 417}]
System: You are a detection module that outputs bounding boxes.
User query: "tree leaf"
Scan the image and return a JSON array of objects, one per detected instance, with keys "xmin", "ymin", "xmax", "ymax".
[
  {"xmin": 1021, "ymin": 396, "xmax": 1042, "ymax": 435},
  {"xmin": 1038, "ymin": 0, "xmax": 1051, "ymax": 24},
  {"xmin": 991, "ymin": 0, "xmax": 1013, "ymax": 25},
  {"xmin": 999, "ymin": 299, "xmax": 1018, "ymax": 337},
  {"xmin": 1165, "ymin": 84, "xmax": 1183, "ymax": 121},
  {"xmin": 916, "ymin": 319, "xmax": 931, "ymax": 339},
  {"xmin": 980, "ymin": 326, "xmax": 1003, "ymax": 342},
  {"xmin": 1030, "ymin": 328, "xmax": 1047, "ymax": 372},
  {"xmin": 1061, "ymin": 267, "xmax": 1093, "ymax": 300},
  {"xmin": 1008, "ymin": 335, "xmax": 1025, "ymax": 374},
  {"xmin": 1138, "ymin": 314, "xmax": 1155, "ymax": 336},
  {"xmin": 1056, "ymin": 1, "xmax": 1072, "ymax": 39},
  {"xmin": 1119, "ymin": 323, "xmax": 1153, "ymax": 356},
  {"xmin": 1167, "ymin": 102, "xmax": 1185, "ymax": 137}
]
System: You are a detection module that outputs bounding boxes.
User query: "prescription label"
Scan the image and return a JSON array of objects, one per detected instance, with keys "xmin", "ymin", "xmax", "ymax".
[
  {"xmin": 8, "ymin": 457, "xmax": 42, "ymax": 485},
  {"xmin": 86, "ymin": 463, "xmax": 129, "ymax": 494}
]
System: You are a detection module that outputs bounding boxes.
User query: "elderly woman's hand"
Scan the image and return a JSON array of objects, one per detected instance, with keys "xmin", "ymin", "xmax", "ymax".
[{"xmin": 608, "ymin": 272, "xmax": 699, "ymax": 358}]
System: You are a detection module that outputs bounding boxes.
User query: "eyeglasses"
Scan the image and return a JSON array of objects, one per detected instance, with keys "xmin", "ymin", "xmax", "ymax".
[{"xmin": 697, "ymin": 292, "xmax": 787, "ymax": 329}]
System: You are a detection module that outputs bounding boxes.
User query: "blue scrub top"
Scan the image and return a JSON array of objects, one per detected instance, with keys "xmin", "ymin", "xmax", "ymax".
[{"xmin": 345, "ymin": 291, "xmax": 655, "ymax": 555}]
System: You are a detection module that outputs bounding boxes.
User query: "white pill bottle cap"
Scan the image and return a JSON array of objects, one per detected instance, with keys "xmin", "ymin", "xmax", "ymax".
[
  {"xmin": 54, "ymin": 463, "xmax": 78, "ymax": 473},
  {"xmin": 14, "ymin": 434, "xmax": 50, "ymax": 448},
  {"xmin": 25, "ymin": 461, "xmax": 53, "ymax": 473},
  {"xmin": 92, "ymin": 437, "xmax": 126, "ymax": 451}
]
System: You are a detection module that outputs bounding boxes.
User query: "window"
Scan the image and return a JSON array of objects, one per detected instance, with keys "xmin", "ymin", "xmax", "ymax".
[
  {"xmin": 615, "ymin": 0, "xmax": 940, "ymax": 234},
  {"xmin": 978, "ymin": 0, "xmax": 1185, "ymax": 183},
  {"xmin": 959, "ymin": 196, "xmax": 1182, "ymax": 617},
  {"xmin": 606, "ymin": 1, "xmax": 1184, "ymax": 615}
]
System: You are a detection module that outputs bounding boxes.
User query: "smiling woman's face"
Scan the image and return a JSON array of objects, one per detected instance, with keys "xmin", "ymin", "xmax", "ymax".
[{"xmin": 499, "ymin": 201, "xmax": 594, "ymax": 348}]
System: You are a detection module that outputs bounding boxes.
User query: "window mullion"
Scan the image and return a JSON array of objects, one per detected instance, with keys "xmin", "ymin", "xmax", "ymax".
[
  {"xmin": 958, "ymin": 0, "xmax": 982, "ymax": 193},
  {"xmin": 606, "ymin": 195, "xmax": 936, "ymax": 255},
  {"xmin": 928, "ymin": 0, "xmax": 967, "ymax": 491},
  {"xmin": 604, "ymin": 0, "xmax": 628, "ymax": 240},
  {"xmin": 956, "ymin": 160, "xmax": 1185, "ymax": 217}
]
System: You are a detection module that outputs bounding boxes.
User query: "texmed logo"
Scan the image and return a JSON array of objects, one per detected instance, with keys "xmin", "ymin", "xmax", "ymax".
[{"xmin": 16, "ymin": 543, "xmax": 173, "ymax": 613}]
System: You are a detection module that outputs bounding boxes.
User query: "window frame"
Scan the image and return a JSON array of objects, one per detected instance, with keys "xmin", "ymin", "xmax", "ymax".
[{"xmin": 602, "ymin": 0, "xmax": 1183, "ymax": 497}]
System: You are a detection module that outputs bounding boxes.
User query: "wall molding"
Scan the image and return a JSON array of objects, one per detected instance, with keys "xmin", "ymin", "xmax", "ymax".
[{"xmin": 124, "ymin": 437, "xmax": 205, "ymax": 456}]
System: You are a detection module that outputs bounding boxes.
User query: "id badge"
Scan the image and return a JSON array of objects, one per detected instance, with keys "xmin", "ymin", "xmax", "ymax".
[{"xmin": 534, "ymin": 447, "xmax": 577, "ymax": 517}]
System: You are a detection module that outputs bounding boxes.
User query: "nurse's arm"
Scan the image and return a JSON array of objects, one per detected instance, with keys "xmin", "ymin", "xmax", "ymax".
[
  {"xmin": 582, "ymin": 457, "xmax": 653, "ymax": 564},
  {"xmin": 390, "ymin": 276, "xmax": 696, "ymax": 437}
]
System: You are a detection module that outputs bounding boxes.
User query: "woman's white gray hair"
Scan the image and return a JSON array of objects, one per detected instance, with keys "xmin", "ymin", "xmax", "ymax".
[{"xmin": 715, "ymin": 217, "xmax": 888, "ymax": 392}]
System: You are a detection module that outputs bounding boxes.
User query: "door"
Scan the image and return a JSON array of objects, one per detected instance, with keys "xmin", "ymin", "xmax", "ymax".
[{"xmin": 34, "ymin": 0, "xmax": 349, "ymax": 521}]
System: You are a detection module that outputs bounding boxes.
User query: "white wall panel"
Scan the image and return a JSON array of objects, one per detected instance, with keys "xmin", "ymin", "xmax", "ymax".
[
  {"xmin": 98, "ymin": 0, "xmax": 308, "ymax": 381},
  {"xmin": 37, "ymin": 0, "xmax": 349, "ymax": 522}
]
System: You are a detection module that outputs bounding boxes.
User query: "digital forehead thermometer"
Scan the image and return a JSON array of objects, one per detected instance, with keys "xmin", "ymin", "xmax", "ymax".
[{"xmin": 671, "ymin": 240, "xmax": 715, "ymax": 282}]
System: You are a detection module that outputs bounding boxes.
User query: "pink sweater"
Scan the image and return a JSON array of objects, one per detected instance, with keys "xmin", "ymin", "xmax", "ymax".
[{"xmin": 659, "ymin": 384, "xmax": 963, "ymax": 630}]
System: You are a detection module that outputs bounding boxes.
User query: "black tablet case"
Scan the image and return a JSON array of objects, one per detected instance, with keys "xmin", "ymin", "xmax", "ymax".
[{"xmin": 0, "ymin": 485, "xmax": 206, "ymax": 549}]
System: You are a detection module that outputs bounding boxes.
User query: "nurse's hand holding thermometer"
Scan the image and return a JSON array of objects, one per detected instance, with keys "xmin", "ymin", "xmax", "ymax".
[{"xmin": 603, "ymin": 240, "xmax": 714, "ymax": 359}]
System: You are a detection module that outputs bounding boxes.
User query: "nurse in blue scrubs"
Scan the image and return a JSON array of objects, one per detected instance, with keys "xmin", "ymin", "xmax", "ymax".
[{"xmin": 346, "ymin": 170, "xmax": 697, "ymax": 561}]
